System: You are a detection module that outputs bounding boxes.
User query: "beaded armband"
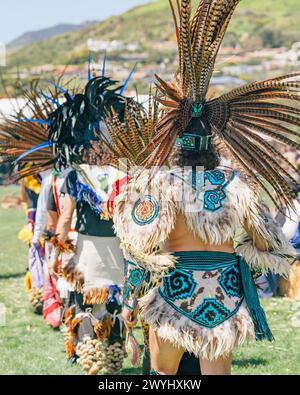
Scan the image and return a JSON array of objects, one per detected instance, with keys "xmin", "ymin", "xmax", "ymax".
[{"xmin": 123, "ymin": 260, "xmax": 147, "ymax": 311}]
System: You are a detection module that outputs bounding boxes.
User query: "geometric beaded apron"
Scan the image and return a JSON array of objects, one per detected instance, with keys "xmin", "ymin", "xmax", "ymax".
[{"xmin": 159, "ymin": 251, "xmax": 244, "ymax": 329}]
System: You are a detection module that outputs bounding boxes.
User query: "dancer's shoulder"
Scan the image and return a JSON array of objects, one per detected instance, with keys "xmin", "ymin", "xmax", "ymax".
[{"xmin": 113, "ymin": 168, "xmax": 177, "ymax": 253}]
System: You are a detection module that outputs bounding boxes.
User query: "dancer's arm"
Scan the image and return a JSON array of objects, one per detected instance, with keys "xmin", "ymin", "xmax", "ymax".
[
  {"xmin": 32, "ymin": 175, "xmax": 53, "ymax": 245},
  {"xmin": 243, "ymin": 216, "xmax": 271, "ymax": 252},
  {"xmin": 48, "ymin": 194, "xmax": 76, "ymax": 278},
  {"xmin": 46, "ymin": 210, "xmax": 59, "ymax": 235},
  {"xmin": 55, "ymin": 195, "xmax": 76, "ymax": 243},
  {"xmin": 53, "ymin": 170, "xmax": 77, "ymax": 243},
  {"xmin": 236, "ymin": 198, "xmax": 295, "ymax": 276},
  {"xmin": 122, "ymin": 307, "xmax": 138, "ymax": 330}
]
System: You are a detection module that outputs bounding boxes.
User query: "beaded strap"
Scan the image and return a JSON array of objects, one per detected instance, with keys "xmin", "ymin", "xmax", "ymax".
[{"xmin": 123, "ymin": 260, "xmax": 147, "ymax": 311}]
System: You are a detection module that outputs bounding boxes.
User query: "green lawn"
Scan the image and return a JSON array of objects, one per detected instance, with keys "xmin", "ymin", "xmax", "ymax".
[{"xmin": 0, "ymin": 185, "xmax": 300, "ymax": 375}]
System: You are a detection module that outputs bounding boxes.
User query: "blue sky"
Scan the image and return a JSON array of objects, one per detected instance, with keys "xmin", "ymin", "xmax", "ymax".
[{"xmin": 0, "ymin": 0, "xmax": 151, "ymax": 43}]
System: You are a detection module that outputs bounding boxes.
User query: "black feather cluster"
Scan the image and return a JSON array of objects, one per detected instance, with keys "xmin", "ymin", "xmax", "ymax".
[{"xmin": 48, "ymin": 76, "xmax": 126, "ymax": 169}]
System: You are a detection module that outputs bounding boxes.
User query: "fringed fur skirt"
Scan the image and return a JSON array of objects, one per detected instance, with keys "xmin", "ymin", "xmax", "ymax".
[
  {"xmin": 62, "ymin": 234, "xmax": 126, "ymax": 373},
  {"xmin": 63, "ymin": 233, "xmax": 124, "ymax": 304},
  {"xmin": 139, "ymin": 251, "xmax": 256, "ymax": 361}
]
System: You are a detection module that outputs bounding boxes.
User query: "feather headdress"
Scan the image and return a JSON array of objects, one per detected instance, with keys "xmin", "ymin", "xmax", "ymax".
[
  {"xmin": 0, "ymin": 62, "xmax": 137, "ymax": 179},
  {"xmin": 142, "ymin": 0, "xmax": 300, "ymax": 208},
  {"xmin": 0, "ymin": 79, "xmax": 58, "ymax": 179},
  {"xmin": 47, "ymin": 76, "xmax": 127, "ymax": 170},
  {"xmin": 99, "ymin": 89, "xmax": 159, "ymax": 170}
]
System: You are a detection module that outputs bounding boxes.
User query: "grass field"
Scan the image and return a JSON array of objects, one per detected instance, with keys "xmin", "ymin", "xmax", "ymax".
[{"xmin": 0, "ymin": 185, "xmax": 300, "ymax": 375}]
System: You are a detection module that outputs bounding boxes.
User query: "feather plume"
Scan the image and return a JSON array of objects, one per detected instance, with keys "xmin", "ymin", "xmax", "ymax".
[
  {"xmin": 0, "ymin": 80, "xmax": 58, "ymax": 180},
  {"xmin": 140, "ymin": 1, "xmax": 300, "ymax": 208},
  {"xmin": 0, "ymin": 75, "xmax": 127, "ymax": 179},
  {"xmin": 96, "ymin": 94, "xmax": 159, "ymax": 169}
]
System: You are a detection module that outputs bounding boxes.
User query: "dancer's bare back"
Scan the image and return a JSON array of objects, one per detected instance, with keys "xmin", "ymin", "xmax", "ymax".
[{"xmin": 164, "ymin": 213, "xmax": 269, "ymax": 253}]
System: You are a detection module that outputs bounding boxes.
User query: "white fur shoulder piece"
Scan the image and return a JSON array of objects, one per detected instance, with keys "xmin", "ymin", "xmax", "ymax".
[{"xmin": 114, "ymin": 166, "xmax": 294, "ymax": 276}]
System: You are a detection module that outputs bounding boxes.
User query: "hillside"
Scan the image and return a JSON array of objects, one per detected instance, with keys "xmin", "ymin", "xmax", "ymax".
[
  {"xmin": 7, "ymin": 21, "xmax": 98, "ymax": 52},
  {"xmin": 7, "ymin": 0, "xmax": 300, "ymax": 69}
]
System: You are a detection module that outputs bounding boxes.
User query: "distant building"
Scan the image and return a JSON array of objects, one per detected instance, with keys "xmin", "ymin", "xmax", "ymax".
[
  {"xmin": 274, "ymin": 42, "xmax": 300, "ymax": 64},
  {"xmin": 211, "ymin": 76, "xmax": 244, "ymax": 86},
  {"xmin": 87, "ymin": 39, "xmax": 139, "ymax": 53}
]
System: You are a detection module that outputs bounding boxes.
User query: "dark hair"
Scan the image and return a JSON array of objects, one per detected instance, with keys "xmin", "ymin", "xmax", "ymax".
[
  {"xmin": 170, "ymin": 117, "xmax": 220, "ymax": 170},
  {"xmin": 170, "ymin": 144, "xmax": 220, "ymax": 169}
]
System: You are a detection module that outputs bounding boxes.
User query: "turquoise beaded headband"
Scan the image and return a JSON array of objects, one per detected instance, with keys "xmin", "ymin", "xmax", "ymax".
[
  {"xmin": 175, "ymin": 102, "xmax": 212, "ymax": 151},
  {"xmin": 175, "ymin": 133, "xmax": 212, "ymax": 151}
]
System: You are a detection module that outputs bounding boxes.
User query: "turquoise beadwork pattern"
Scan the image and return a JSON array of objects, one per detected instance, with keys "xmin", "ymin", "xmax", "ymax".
[
  {"xmin": 192, "ymin": 102, "xmax": 203, "ymax": 117},
  {"xmin": 123, "ymin": 260, "xmax": 146, "ymax": 311},
  {"xmin": 192, "ymin": 298, "xmax": 232, "ymax": 328},
  {"xmin": 203, "ymin": 169, "xmax": 235, "ymax": 212},
  {"xmin": 204, "ymin": 189, "xmax": 227, "ymax": 211},
  {"xmin": 219, "ymin": 265, "xmax": 243, "ymax": 298},
  {"xmin": 132, "ymin": 195, "xmax": 160, "ymax": 226},
  {"xmin": 175, "ymin": 134, "xmax": 197, "ymax": 151},
  {"xmin": 171, "ymin": 167, "xmax": 235, "ymax": 211},
  {"xmin": 204, "ymin": 170, "xmax": 225, "ymax": 185},
  {"xmin": 159, "ymin": 253, "xmax": 244, "ymax": 329},
  {"xmin": 128, "ymin": 268, "xmax": 145, "ymax": 287},
  {"xmin": 123, "ymin": 283, "xmax": 131, "ymax": 304},
  {"xmin": 163, "ymin": 269, "xmax": 197, "ymax": 302}
]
